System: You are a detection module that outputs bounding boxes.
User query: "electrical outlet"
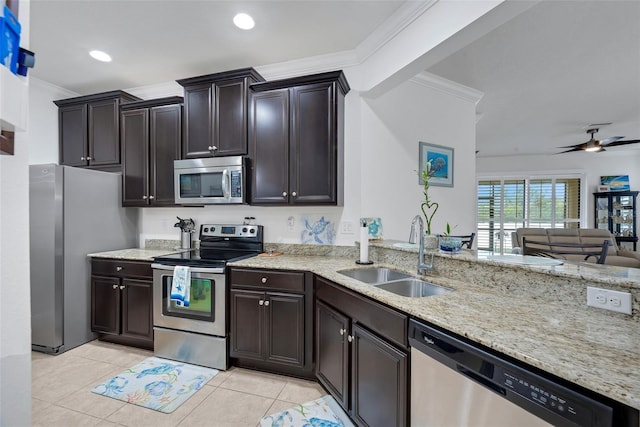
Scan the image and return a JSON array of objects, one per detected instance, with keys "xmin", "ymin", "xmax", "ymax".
[
  {"xmin": 341, "ymin": 221, "xmax": 355, "ymax": 234},
  {"xmin": 586, "ymin": 286, "xmax": 632, "ymax": 315}
]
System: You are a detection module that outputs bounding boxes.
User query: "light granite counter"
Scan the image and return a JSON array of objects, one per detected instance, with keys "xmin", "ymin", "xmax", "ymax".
[
  {"xmin": 229, "ymin": 244, "xmax": 640, "ymax": 412},
  {"xmin": 87, "ymin": 247, "xmax": 186, "ymax": 261}
]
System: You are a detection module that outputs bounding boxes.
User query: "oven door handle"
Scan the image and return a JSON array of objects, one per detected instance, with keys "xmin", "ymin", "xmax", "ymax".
[{"xmin": 151, "ymin": 263, "xmax": 225, "ymax": 274}]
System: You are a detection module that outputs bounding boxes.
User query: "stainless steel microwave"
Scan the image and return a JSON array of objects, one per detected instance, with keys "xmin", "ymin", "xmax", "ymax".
[{"xmin": 174, "ymin": 157, "xmax": 245, "ymax": 205}]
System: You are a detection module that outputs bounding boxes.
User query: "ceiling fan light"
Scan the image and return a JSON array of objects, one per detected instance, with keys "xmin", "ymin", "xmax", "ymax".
[{"xmin": 585, "ymin": 145, "xmax": 602, "ymax": 152}]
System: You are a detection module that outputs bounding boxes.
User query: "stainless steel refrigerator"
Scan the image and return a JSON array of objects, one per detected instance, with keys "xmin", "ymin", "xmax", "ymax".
[{"xmin": 30, "ymin": 164, "xmax": 138, "ymax": 354}]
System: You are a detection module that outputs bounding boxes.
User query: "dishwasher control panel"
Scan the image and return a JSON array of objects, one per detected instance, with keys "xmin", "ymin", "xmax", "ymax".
[{"xmin": 498, "ymin": 367, "xmax": 601, "ymax": 426}]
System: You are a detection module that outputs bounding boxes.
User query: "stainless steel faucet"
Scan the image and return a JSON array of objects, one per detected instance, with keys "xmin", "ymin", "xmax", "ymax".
[{"xmin": 410, "ymin": 215, "xmax": 434, "ymax": 275}]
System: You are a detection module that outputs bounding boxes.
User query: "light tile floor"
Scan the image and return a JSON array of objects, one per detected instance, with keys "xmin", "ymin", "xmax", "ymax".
[{"xmin": 32, "ymin": 340, "xmax": 326, "ymax": 427}]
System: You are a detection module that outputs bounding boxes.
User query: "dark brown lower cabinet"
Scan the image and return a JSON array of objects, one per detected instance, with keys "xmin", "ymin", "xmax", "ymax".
[
  {"xmin": 315, "ymin": 277, "xmax": 408, "ymax": 427},
  {"xmin": 229, "ymin": 268, "xmax": 313, "ymax": 378},
  {"xmin": 91, "ymin": 259, "xmax": 153, "ymax": 349}
]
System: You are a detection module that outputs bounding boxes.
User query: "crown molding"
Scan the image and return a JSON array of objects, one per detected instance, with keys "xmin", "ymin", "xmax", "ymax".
[
  {"xmin": 255, "ymin": 1, "xmax": 436, "ymax": 82},
  {"xmin": 410, "ymin": 71, "xmax": 484, "ymax": 104},
  {"xmin": 30, "ymin": 77, "xmax": 78, "ymax": 98},
  {"xmin": 255, "ymin": 50, "xmax": 358, "ymax": 81},
  {"xmin": 355, "ymin": 0, "xmax": 439, "ymax": 63}
]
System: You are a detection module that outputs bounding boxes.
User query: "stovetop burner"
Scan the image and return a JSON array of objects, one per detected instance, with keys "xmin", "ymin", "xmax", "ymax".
[
  {"xmin": 153, "ymin": 249, "xmax": 258, "ymax": 268},
  {"xmin": 153, "ymin": 223, "xmax": 264, "ymax": 268}
]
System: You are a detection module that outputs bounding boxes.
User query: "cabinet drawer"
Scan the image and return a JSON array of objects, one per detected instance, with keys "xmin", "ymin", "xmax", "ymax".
[
  {"xmin": 230, "ymin": 268, "xmax": 305, "ymax": 292},
  {"xmin": 315, "ymin": 276, "xmax": 408, "ymax": 349},
  {"xmin": 91, "ymin": 259, "xmax": 152, "ymax": 279}
]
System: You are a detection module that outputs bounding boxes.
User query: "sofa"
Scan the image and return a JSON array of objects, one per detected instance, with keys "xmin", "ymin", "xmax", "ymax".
[{"xmin": 512, "ymin": 228, "xmax": 640, "ymax": 268}]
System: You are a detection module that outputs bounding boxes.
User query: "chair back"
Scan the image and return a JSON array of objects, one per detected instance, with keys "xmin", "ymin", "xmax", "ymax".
[
  {"xmin": 521, "ymin": 237, "xmax": 610, "ymax": 264},
  {"xmin": 446, "ymin": 233, "xmax": 475, "ymax": 249}
]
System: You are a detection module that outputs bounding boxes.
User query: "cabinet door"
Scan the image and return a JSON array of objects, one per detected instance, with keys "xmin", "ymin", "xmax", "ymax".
[
  {"xmin": 59, "ymin": 104, "xmax": 88, "ymax": 167},
  {"xmin": 121, "ymin": 108, "xmax": 149, "ymax": 206},
  {"xmin": 121, "ymin": 278, "xmax": 153, "ymax": 341},
  {"xmin": 290, "ymin": 82, "xmax": 336, "ymax": 204},
  {"xmin": 265, "ymin": 292, "xmax": 305, "ymax": 367},
  {"xmin": 150, "ymin": 104, "xmax": 182, "ymax": 206},
  {"xmin": 215, "ymin": 78, "xmax": 248, "ymax": 156},
  {"xmin": 351, "ymin": 323, "xmax": 407, "ymax": 427},
  {"xmin": 91, "ymin": 276, "xmax": 121, "ymax": 335},
  {"xmin": 88, "ymin": 98, "xmax": 121, "ymax": 167},
  {"xmin": 182, "ymin": 83, "xmax": 214, "ymax": 158},
  {"xmin": 230, "ymin": 289, "xmax": 264, "ymax": 360},
  {"xmin": 249, "ymin": 89, "xmax": 290, "ymax": 204},
  {"xmin": 316, "ymin": 300, "xmax": 350, "ymax": 410}
]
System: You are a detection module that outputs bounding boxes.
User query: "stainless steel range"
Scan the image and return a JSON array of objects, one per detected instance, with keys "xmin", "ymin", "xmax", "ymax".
[{"xmin": 151, "ymin": 224, "xmax": 263, "ymax": 369}]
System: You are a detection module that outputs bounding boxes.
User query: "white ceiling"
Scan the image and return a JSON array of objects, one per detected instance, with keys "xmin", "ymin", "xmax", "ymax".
[
  {"xmin": 427, "ymin": 0, "xmax": 640, "ymax": 157},
  {"xmin": 29, "ymin": 0, "xmax": 640, "ymax": 157}
]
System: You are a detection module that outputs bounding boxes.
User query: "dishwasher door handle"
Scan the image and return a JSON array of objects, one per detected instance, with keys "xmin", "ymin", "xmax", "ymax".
[{"xmin": 457, "ymin": 364, "xmax": 507, "ymax": 396}]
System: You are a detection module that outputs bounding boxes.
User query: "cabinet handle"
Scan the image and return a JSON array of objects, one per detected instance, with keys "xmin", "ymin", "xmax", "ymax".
[
  {"xmin": 86, "ymin": 156, "xmax": 92, "ymax": 161},
  {"xmin": 339, "ymin": 328, "xmax": 346, "ymax": 336},
  {"xmin": 80, "ymin": 156, "xmax": 85, "ymax": 161},
  {"xmin": 149, "ymin": 195, "xmax": 155, "ymax": 200},
  {"xmin": 142, "ymin": 195, "xmax": 148, "ymax": 200},
  {"xmin": 208, "ymin": 145, "xmax": 218, "ymax": 152},
  {"xmin": 259, "ymin": 300, "xmax": 264, "ymax": 306},
  {"xmin": 261, "ymin": 277, "xmax": 268, "ymax": 284},
  {"xmin": 116, "ymin": 266, "xmax": 123, "ymax": 271},
  {"xmin": 347, "ymin": 335, "xmax": 354, "ymax": 343},
  {"xmin": 112, "ymin": 284, "xmax": 118, "ymax": 290},
  {"xmin": 119, "ymin": 285, "xmax": 125, "ymax": 290},
  {"xmin": 291, "ymin": 192, "xmax": 297, "ymax": 197},
  {"xmin": 264, "ymin": 300, "xmax": 270, "ymax": 307},
  {"xmin": 282, "ymin": 191, "xmax": 288, "ymax": 197}
]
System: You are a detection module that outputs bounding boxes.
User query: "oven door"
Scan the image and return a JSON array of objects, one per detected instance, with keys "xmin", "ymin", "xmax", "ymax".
[{"xmin": 152, "ymin": 264, "xmax": 226, "ymax": 336}]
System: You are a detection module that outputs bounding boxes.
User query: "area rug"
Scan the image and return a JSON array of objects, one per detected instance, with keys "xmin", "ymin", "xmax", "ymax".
[
  {"xmin": 91, "ymin": 356, "xmax": 218, "ymax": 413},
  {"xmin": 260, "ymin": 395, "xmax": 355, "ymax": 427}
]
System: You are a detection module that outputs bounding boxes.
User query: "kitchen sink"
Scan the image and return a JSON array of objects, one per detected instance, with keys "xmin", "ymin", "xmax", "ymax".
[
  {"xmin": 338, "ymin": 267, "xmax": 412, "ymax": 284},
  {"xmin": 374, "ymin": 279, "xmax": 451, "ymax": 298}
]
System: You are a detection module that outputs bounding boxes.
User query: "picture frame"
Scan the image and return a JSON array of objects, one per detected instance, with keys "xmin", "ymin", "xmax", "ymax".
[
  {"xmin": 600, "ymin": 175, "xmax": 630, "ymax": 191},
  {"xmin": 419, "ymin": 141, "xmax": 454, "ymax": 187}
]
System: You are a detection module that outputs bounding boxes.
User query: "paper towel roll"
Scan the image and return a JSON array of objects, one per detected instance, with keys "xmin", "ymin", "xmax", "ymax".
[{"xmin": 359, "ymin": 225, "xmax": 369, "ymax": 263}]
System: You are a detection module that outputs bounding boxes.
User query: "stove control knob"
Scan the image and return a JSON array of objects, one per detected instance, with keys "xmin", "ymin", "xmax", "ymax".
[
  {"xmin": 250, "ymin": 228, "xmax": 256, "ymax": 234},
  {"xmin": 203, "ymin": 227, "xmax": 209, "ymax": 233},
  {"xmin": 242, "ymin": 227, "xmax": 248, "ymax": 233},
  {"xmin": 211, "ymin": 227, "xmax": 216, "ymax": 232}
]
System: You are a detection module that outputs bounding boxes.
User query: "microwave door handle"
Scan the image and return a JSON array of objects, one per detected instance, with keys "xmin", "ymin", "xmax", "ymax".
[{"xmin": 222, "ymin": 170, "xmax": 230, "ymax": 199}]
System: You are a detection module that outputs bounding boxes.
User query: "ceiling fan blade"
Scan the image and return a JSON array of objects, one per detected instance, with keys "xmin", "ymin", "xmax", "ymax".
[
  {"xmin": 555, "ymin": 147, "xmax": 586, "ymax": 154},
  {"xmin": 603, "ymin": 139, "xmax": 640, "ymax": 147},
  {"xmin": 558, "ymin": 143, "xmax": 587, "ymax": 149},
  {"xmin": 600, "ymin": 136, "xmax": 624, "ymax": 144}
]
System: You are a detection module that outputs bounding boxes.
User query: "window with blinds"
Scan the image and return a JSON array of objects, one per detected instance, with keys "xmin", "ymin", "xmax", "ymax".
[{"xmin": 477, "ymin": 176, "xmax": 582, "ymax": 253}]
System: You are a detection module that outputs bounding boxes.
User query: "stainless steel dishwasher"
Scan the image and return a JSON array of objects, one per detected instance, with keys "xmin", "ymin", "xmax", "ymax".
[{"xmin": 408, "ymin": 319, "xmax": 638, "ymax": 427}]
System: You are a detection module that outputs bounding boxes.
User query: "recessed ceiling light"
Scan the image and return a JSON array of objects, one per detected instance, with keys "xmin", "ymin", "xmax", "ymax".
[
  {"xmin": 233, "ymin": 13, "xmax": 255, "ymax": 30},
  {"xmin": 89, "ymin": 50, "xmax": 112, "ymax": 62}
]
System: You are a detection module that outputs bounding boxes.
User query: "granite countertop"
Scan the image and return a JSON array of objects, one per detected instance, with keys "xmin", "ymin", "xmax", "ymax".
[
  {"xmin": 229, "ymin": 252, "xmax": 640, "ymax": 411},
  {"xmin": 87, "ymin": 247, "xmax": 185, "ymax": 261}
]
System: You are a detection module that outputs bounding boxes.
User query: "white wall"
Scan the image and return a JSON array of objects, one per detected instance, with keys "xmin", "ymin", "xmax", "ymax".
[
  {"xmin": 361, "ymin": 77, "xmax": 478, "ymax": 239},
  {"xmin": 0, "ymin": 1, "xmax": 31, "ymax": 424},
  {"xmin": 477, "ymin": 151, "xmax": 640, "ymax": 227}
]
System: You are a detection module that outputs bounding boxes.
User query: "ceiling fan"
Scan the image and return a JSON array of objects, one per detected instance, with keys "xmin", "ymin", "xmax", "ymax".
[{"xmin": 557, "ymin": 128, "xmax": 640, "ymax": 154}]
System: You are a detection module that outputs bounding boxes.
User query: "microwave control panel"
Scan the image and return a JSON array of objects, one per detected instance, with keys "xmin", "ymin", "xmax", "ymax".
[{"xmin": 230, "ymin": 171, "xmax": 242, "ymax": 198}]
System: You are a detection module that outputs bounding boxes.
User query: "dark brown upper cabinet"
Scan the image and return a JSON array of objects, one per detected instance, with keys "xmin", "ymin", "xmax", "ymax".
[
  {"xmin": 176, "ymin": 68, "xmax": 265, "ymax": 159},
  {"xmin": 248, "ymin": 71, "xmax": 350, "ymax": 206},
  {"xmin": 55, "ymin": 91, "xmax": 140, "ymax": 171},
  {"xmin": 120, "ymin": 97, "xmax": 183, "ymax": 207}
]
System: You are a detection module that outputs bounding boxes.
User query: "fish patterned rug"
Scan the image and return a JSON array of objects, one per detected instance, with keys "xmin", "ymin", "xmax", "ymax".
[
  {"xmin": 91, "ymin": 356, "xmax": 218, "ymax": 413},
  {"xmin": 260, "ymin": 395, "xmax": 355, "ymax": 427}
]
